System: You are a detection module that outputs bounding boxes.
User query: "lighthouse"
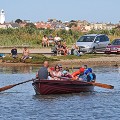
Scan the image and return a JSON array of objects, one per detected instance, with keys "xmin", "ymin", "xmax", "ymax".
[{"xmin": 0, "ymin": 9, "xmax": 5, "ymax": 24}]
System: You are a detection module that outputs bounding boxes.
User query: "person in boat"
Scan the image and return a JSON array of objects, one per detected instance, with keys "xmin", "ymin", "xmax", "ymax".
[
  {"xmin": 61, "ymin": 70, "xmax": 72, "ymax": 78},
  {"xmin": 58, "ymin": 64, "xmax": 63, "ymax": 71},
  {"xmin": 78, "ymin": 67, "xmax": 87, "ymax": 81},
  {"xmin": 86, "ymin": 68, "xmax": 96, "ymax": 82},
  {"xmin": 53, "ymin": 65, "xmax": 62, "ymax": 80},
  {"xmin": 64, "ymin": 67, "xmax": 69, "ymax": 72},
  {"xmin": 38, "ymin": 61, "xmax": 54, "ymax": 80},
  {"xmin": 83, "ymin": 65, "xmax": 88, "ymax": 70}
]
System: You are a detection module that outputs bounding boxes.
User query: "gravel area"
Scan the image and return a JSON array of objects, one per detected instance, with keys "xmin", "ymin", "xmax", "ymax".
[{"xmin": 51, "ymin": 56, "xmax": 120, "ymax": 67}]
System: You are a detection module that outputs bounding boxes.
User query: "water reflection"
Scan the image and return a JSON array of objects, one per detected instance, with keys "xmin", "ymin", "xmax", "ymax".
[{"xmin": 0, "ymin": 66, "xmax": 39, "ymax": 74}]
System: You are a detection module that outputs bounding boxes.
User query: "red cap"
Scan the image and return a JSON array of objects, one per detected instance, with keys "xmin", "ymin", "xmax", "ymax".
[{"xmin": 79, "ymin": 67, "xmax": 84, "ymax": 73}]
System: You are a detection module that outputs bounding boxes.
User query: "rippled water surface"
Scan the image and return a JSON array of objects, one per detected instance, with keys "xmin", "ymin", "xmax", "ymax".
[{"xmin": 0, "ymin": 66, "xmax": 120, "ymax": 120}]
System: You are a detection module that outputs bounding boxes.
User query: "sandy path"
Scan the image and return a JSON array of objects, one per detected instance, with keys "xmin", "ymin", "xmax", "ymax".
[{"xmin": 0, "ymin": 48, "xmax": 52, "ymax": 54}]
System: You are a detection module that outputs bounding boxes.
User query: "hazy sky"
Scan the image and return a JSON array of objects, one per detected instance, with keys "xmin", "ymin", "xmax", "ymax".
[{"xmin": 0, "ymin": 0, "xmax": 120, "ymax": 23}]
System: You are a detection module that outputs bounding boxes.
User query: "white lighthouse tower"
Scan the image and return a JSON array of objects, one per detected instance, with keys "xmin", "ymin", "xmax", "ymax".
[{"xmin": 0, "ymin": 9, "xmax": 5, "ymax": 24}]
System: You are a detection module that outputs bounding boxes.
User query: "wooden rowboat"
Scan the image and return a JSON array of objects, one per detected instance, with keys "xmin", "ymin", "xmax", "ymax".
[{"xmin": 32, "ymin": 79, "xmax": 94, "ymax": 95}]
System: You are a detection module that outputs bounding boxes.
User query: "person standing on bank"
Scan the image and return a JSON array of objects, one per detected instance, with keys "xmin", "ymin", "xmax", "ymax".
[
  {"xmin": 11, "ymin": 47, "xmax": 17, "ymax": 58},
  {"xmin": 38, "ymin": 61, "xmax": 54, "ymax": 80}
]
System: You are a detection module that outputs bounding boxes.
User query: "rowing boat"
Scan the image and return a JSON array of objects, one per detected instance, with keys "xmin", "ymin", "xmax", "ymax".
[{"xmin": 32, "ymin": 79, "xmax": 94, "ymax": 95}]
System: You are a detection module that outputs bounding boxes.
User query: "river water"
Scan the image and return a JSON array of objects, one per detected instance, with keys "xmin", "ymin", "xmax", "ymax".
[{"xmin": 0, "ymin": 65, "xmax": 119, "ymax": 120}]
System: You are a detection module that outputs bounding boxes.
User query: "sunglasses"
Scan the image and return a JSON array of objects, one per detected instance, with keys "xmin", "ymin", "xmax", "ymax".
[{"xmin": 56, "ymin": 68, "xmax": 59, "ymax": 69}]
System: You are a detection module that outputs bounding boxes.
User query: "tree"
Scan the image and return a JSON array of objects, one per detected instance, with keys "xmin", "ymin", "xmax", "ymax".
[
  {"xmin": 15, "ymin": 19, "xmax": 23, "ymax": 24},
  {"xmin": 70, "ymin": 20, "xmax": 76, "ymax": 22},
  {"xmin": 25, "ymin": 23, "xmax": 36, "ymax": 29}
]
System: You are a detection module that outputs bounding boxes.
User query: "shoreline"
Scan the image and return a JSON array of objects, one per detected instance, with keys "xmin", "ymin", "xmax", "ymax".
[
  {"xmin": 51, "ymin": 56, "xmax": 120, "ymax": 67},
  {"xmin": 0, "ymin": 47, "xmax": 120, "ymax": 67},
  {"xmin": 0, "ymin": 56, "xmax": 120, "ymax": 67}
]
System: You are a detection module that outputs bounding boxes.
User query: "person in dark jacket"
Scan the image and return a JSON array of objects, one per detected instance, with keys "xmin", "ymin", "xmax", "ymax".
[
  {"xmin": 87, "ymin": 68, "xmax": 96, "ymax": 82},
  {"xmin": 11, "ymin": 47, "xmax": 17, "ymax": 58},
  {"xmin": 85, "ymin": 68, "xmax": 96, "ymax": 82}
]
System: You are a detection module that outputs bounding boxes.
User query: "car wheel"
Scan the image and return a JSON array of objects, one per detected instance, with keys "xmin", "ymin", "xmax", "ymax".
[{"xmin": 92, "ymin": 47, "xmax": 96, "ymax": 53}]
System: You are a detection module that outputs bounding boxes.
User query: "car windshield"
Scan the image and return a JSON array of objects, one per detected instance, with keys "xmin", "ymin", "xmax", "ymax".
[
  {"xmin": 112, "ymin": 39, "xmax": 120, "ymax": 45},
  {"xmin": 77, "ymin": 36, "xmax": 95, "ymax": 42}
]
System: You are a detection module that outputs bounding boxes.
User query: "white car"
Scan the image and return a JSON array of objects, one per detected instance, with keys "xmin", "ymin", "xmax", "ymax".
[{"xmin": 76, "ymin": 34, "xmax": 110, "ymax": 53}]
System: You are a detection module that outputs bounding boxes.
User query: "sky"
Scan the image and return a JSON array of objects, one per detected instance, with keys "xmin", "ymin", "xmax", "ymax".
[{"xmin": 0, "ymin": 0, "xmax": 120, "ymax": 23}]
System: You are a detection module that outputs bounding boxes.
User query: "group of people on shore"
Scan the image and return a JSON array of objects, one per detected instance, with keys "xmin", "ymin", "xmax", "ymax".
[
  {"xmin": 42, "ymin": 34, "xmax": 61, "ymax": 47},
  {"xmin": 42, "ymin": 34, "xmax": 80, "ymax": 56},
  {"xmin": 11, "ymin": 46, "xmax": 30, "ymax": 62},
  {"xmin": 37, "ymin": 61, "xmax": 96, "ymax": 82},
  {"xmin": 52, "ymin": 41, "xmax": 69, "ymax": 55},
  {"xmin": 10, "ymin": 34, "xmax": 81, "ymax": 58}
]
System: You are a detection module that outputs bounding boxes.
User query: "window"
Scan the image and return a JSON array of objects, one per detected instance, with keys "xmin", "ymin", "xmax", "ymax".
[
  {"xmin": 77, "ymin": 36, "xmax": 95, "ymax": 42},
  {"xmin": 95, "ymin": 35, "xmax": 109, "ymax": 42},
  {"xmin": 104, "ymin": 35, "xmax": 109, "ymax": 41},
  {"xmin": 99, "ymin": 36, "xmax": 105, "ymax": 42},
  {"xmin": 112, "ymin": 39, "xmax": 120, "ymax": 45},
  {"xmin": 95, "ymin": 37, "xmax": 100, "ymax": 42}
]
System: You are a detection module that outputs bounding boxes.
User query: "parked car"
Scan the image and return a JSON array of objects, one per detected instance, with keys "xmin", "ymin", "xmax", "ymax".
[
  {"xmin": 76, "ymin": 34, "xmax": 110, "ymax": 53},
  {"xmin": 105, "ymin": 39, "xmax": 120, "ymax": 54}
]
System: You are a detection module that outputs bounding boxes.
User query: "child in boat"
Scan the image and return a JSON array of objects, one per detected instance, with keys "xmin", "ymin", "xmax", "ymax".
[
  {"xmin": 61, "ymin": 70, "xmax": 72, "ymax": 79},
  {"xmin": 86, "ymin": 68, "xmax": 96, "ymax": 82}
]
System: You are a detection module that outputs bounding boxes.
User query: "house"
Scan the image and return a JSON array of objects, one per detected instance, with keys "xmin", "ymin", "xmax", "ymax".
[
  {"xmin": 35, "ymin": 22, "xmax": 51, "ymax": 29},
  {"xmin": 8, "ymin": 23, "xmax": 20, "ymax": 28},
  {"xmin": 0, "ymin": 24, "xmax": 7, "ymax": 29}
]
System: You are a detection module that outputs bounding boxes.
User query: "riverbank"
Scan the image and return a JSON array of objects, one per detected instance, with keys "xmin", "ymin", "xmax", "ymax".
[
  {"xmin": 51, "ymin": 55, "xmax": 120, "ymax": 67},
  {"xmin": 0, "ymin": 47, "xmax": 120, "ymax": 67},
  {"xmin": 0, "ymin": 55, "xmax": 120, "ymax": 67}
]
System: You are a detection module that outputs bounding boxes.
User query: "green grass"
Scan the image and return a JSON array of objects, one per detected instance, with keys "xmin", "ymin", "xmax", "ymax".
[
  {"xmin": 2, "ymin": 54, "xmax": 58, "ymax": 64},
  {"xmin": 1, "ymin": 53, "xmax": 110, "ymax": 64},
  {"xmin": 50, "ymin": 54, "xmax": 106, "ymax": 60}
]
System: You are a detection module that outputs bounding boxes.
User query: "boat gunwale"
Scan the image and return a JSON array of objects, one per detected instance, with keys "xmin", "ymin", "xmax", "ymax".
[{"xmin": 32, "ymin": 79, "xmax": 94, "ymax": 86}]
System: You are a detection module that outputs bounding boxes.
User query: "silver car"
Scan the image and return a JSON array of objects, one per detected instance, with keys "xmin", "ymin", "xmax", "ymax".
[{"xmin": 76, "ymin": 34, "xmax": 110, "ymax": 53}]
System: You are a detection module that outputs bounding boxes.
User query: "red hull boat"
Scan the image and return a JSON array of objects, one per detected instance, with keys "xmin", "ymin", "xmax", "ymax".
[{"xmin": 32, "ymin": 79, "xmax": 94, "ymax": 95}]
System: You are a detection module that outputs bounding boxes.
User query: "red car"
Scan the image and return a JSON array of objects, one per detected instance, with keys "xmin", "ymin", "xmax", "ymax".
[{"xmin": 105, "ymin": 39, "xmax": 120, "ymax": 54}]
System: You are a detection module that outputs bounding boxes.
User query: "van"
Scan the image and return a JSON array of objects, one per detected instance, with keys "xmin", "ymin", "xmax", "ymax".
[{"xmin": 76, "ymin": 34, "xmax": 110, "ymax": 53}]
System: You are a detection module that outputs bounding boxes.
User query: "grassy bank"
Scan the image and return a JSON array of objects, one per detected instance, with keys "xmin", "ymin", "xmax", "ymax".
[
  {"xmin": 50, "ymin": 54, "xmax": 108, "ymax": 60},
  {"xmin": 2, "ymin": 54, "xmax": 58, "ymax": 64},
  {"xmin": 0, "ymin": 27, "xmax": 120, "ymax": 47},
  {"xmin": 1, "ymin": 53, "xmax": 109, "ymax": 64}
]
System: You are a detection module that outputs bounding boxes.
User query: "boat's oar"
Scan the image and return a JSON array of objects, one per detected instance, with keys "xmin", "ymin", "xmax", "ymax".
[
  {"xmin": 61, "ymin": 77, "xmax": 114, "ymax": 89},
  {"xmin": 91, "ymin": 82, "xmax": 114, "ymax": 89},
  {"xmin": 0, "ymin": 78, "xmax": 36, "ymax": 92}
]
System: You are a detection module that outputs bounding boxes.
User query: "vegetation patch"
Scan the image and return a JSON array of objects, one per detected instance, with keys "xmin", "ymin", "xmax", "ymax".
[
  {"xmin": 50, "ymin": 54, "xmax": 108, "ymax": 60},
  {"xmin": 2, "ymin": 54, "xmax": 58, "ymax": 64}
]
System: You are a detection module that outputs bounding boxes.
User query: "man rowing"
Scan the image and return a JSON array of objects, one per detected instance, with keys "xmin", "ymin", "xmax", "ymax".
[{"xmin": 38, "ymin": 61, "xmax": 54, "ymax": 79}]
